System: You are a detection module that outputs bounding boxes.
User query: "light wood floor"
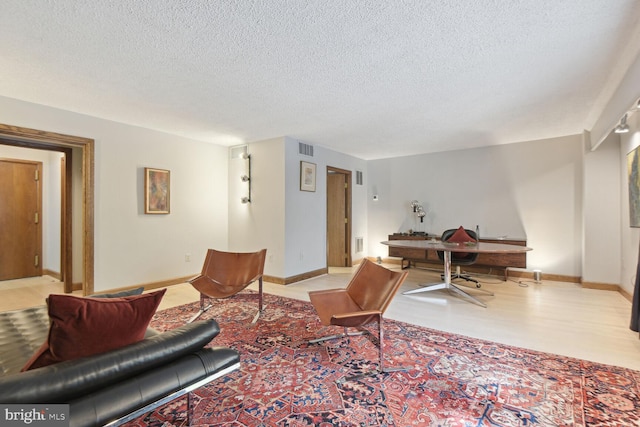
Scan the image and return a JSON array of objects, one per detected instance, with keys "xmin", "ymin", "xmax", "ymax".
[{"xmin": 1, "ymin": 265, "xmax": 639, "ymax": 371}]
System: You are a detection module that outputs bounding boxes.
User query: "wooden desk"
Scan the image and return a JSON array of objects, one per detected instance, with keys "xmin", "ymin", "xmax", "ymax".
[
  {"xmin": 382, "ymin": 239, "xmax": 532, "ymax": 307},
  {"xmin": 387, "ymin": 233, "xmax": 527, "ymax": 270}
]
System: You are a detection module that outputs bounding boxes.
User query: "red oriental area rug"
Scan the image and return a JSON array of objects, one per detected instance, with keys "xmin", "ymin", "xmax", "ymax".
[{"xmin": 126, "ymin": 292, "xmax": 640, "ymax": 426}]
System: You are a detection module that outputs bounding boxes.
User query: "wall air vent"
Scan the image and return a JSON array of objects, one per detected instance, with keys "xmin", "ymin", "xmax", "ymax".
[
  {"xmin": 230, "ymin": 145, "xmax": 248, "ymax": 159},
  {"xmin": 355, "ymin": 237, "xmax": 364, "ymax": 253},
  {"xmin": 298, "ymin": 142, "xmax": 314, "ymax": 157},
  {"xmin": 356, "ymin": 170, "xmax": 363, "ymax": 185}
]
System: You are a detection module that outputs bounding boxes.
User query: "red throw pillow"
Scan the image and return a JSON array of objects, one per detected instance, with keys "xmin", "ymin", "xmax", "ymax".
[
  {"xmin": 445, "ymin": 226, "xmax": 476, "ymax": 258},
  {"xmin": 21, "ymin": 289, "xmax": 165, "ymax": 371}
]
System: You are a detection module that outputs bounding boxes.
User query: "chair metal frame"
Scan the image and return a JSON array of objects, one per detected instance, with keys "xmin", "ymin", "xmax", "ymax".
[
  {"xmin": 308, "ymin": 259, "xmax": 409, "ymax": 381},
  {"xmin": 188, "ymin": 248, "xmax": 267, "ymax": 323},
  {"xmin": 104, "ymin": 362, "xmax": 240, "ymax": 426}
]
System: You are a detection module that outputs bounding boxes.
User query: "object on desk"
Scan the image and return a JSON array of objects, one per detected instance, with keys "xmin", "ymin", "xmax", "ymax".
[{"xmin": 438, "ymin": 227, "xmax": 480, "ymax": 286}]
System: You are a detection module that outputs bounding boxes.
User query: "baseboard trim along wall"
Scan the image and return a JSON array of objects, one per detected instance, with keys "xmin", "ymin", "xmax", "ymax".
[
  {"xmin": 97, "ymin": 275, "xmax": 196, "ymax": 295},
  {"xmin": 43, "ymin": 269, "xmax": 83, "ymax": 292},
  {"xmin": 43, "ymin": 269, "xmax": 61, "ymax": 281},
  {"xmin": 105, "ymin": 266, "xmax": 633, "ymax": 304},
  {"xmin": 381, "ymin": 257, "xmax": 631, "ymax": 300},
  {"xmin": 264, "ymin": 268, "xmax": 328, "ymax": 285},
  {"xmin": 101, "ymin": 270, "xmax": 332, "ymax": 295},
  {"xmin": 582, "ymin": 281, "xmax": 632, "ymax": 303}
]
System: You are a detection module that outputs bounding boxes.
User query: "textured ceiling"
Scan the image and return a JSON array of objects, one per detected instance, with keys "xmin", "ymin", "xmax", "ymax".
[{"xmin": 1, "ymin": 1, "xmax": 640, "ymax": 160}]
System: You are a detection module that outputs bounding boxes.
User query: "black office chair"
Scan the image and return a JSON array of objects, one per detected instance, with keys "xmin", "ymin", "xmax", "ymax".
[{"xmin": 437, "ymin": 227, "xmax": 481, "ymax": 288}]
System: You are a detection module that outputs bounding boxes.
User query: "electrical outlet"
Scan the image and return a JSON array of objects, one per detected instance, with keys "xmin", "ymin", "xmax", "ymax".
[{"xmin": 185, "ymin": 253, "xmax": 191, "ymax": 262}]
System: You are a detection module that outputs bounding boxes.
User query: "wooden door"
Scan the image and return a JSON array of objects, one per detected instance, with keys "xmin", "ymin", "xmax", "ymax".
[
  {"xmin": 0, "ymin": 159, "xmax": 42, "ymax": 280},
  {"xmin": 327, "ymin": 168, "xmax": 351, "ymax": 267}
]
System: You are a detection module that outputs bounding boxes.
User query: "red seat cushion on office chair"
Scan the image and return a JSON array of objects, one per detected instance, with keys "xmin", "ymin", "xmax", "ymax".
[{"xmin": 445, "ymin": 226, "xmax": 475, "ymax": 258}]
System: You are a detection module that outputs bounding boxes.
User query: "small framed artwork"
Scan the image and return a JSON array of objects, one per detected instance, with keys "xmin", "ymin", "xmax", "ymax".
[
  {"xmin": 145, "ymin": 167, "xmax": 170, "ymax": 214},
  {"xmin": 300, "ymin": 161, "xmax": 316, "ymax": 192}
]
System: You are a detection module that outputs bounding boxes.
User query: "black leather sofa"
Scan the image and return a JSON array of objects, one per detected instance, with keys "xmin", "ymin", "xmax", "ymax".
[{"xmin": 0, "ymin": 305, "xmax": 240, "ymax": 427}]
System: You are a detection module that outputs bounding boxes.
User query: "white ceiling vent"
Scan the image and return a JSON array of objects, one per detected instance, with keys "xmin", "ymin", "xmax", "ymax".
[
  {"xmin": 298, "ymin": 142, "xmax": 314, "ymax": 157},
  {"xmin": 230, "ymin": 145, "xmax": 248, "ymax": 159}
]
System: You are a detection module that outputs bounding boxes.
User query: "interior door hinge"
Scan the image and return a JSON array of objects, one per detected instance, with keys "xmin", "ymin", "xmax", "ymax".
[
  {"xmin": 344, "ymin": 218, "xmax": 348, "ymax": 224},
  {"xmin": 34, "ymin": 212, "xmax": 39, "ymax": 224},
  {"xmin": 344, "ymin": 182, "xmax": 348, "ymax": 189},
  {"xmin": 34, "ymin": 255, "xmax": 39, "ymax": 267},
  {"xmin": 34, "ymin": 170, "xmax": 39, "ymax": 181}
]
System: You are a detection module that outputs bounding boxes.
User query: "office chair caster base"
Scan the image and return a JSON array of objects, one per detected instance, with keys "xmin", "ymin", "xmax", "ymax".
[
  {"xmin": 441, "ymin": 273, "xmax": 480, "ymax": 286},
  {"xmin": 453, "ymin": 282, "xmax": 494, "ymax": 296},
  {"xmin": 403, "ymin": 282, "xmax": 488, "ymax": 308},
  {"xmin": 447, "ymin": 284, "xmax": 487, "ymax": 308}
]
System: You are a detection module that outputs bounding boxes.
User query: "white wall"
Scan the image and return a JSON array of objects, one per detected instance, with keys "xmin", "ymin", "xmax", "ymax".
[
  {"xmin": 588, "ymin": 44, "xmax": 640, "ymax": 294},
  {"xmin": 284, "ymin": 138, "xmax": 326, "ymax": 276},
  {"xmin": 583, "ymin": 132, "xmax": 622, "ymax": 285},
  {"xmin": 283, "ymin": 138, "xmax": 368, "ymax": 277},
  {"xmin": 0, "ymin": 145, "xmax": 62, "ymax": 274},
  {"xmin": 368, "ymin": 135, "xmax": 584, "ymax": 277},
  {"xmin": 44, "ymin": 151, "xmax": 63, "ymax": 272},
  {"xmin": 227, "ymin": 137, "xmax": 368, "ymax": 280},
  {"xmin": 0, "ymin": 96, "xmax": 229, "ymax": 292},
  {"xmin": 228, "ymin": 137, "xmax": 286, "ymax": 278},
  {"xmin": 619, "ymin": 112, "xmax": 640, "ymax": 294}
]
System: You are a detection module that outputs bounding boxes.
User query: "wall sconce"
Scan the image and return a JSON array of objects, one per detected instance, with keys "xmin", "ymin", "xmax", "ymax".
[
  {"xmin": 410, "ymin": 200, "xmax": 420, "ymax": 212},
  {"xmin": 615, "ymin": 114, "xmax": 630, "ymax": 134},
  {"xmin": 240, "ymin": 152, "xmax": 251, "ymax": 203}
]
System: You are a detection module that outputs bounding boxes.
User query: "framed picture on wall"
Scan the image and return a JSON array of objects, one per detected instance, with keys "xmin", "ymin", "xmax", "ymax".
[
  {"xmin": 145, "ymin": 167, "xmax": 170, "ymax": 214},
  {"xmin": 628, "ymin": 146, "xmax": 640, "ymax": 227},
  {"xmin": 628, "ymin": 147, "xmax": 640, "ymax": 227},
  {"xmin": 300, "ymin": 161, "xmax": 316, "ymax": 192}
]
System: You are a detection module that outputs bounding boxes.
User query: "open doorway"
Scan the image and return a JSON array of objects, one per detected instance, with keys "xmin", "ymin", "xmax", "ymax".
[
  {"xmin": 0, "ymin": 124, "xmax": 94, "ymax": 295},
  {"xmin": 326, "ymin": 166, "xmax": 352, "ymax": 267}
]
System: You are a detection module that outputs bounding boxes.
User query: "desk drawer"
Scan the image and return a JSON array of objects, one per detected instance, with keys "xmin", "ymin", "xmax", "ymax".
[
  {"xmin": 476, "ymin": 252, "xmax": 526, "ymax": 268},
  {"xmin": 389, "ymin": 247, "xmax": 427, "ymax": 259}
]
